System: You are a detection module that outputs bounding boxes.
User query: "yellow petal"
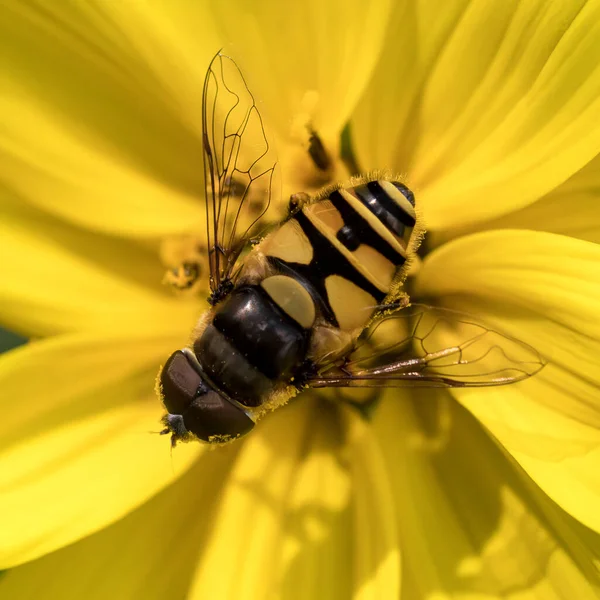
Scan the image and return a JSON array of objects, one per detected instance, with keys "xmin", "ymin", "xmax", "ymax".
[
  {"xmin": 0, "ymin": 331, "xmax": 202, "ymax": 567},
  {"xmin": 342, "ymin": 404, "xmax": 400, "ymax": 600},
  {"xmin": 88, "ymin": 1, "xmax": 222, "ymax": 133},
  {"xmin": 188, "ymin": 396, "xmax": 400, "ymax": 599},
  {"xmin": 208, "ymin": 0, "xmax": 394, "ymax": 140},
  {"xmin": 374, "ymin": 391, "xmax": 600, "ymax": 599},
  {"xmin": 351, "ymin": 1, "xmax": 472, "ymax": 176},
  {"xmin": 0, "ymin": 2, "xmax": 209, "ymax": 236},
  {"xmin": 430, "ymin": 151, "xmax": 600, "ymax": 248},
  {"xmin": 188, "ymin": 397, "xmax": 346, "ymax": 599},
  {"xmin": 0, "ymin": 442, "xmax": 238, "ymax": 599},
  {"xmin": 415, "ymin": 230, "xmax": 600, "ymax": 533},
  {"xmin": 0, "ymin": 191, "xmax": 198, "ymax": 337},
  {"xmin": 353, "ymin": 1, "xmax": 600, "ymax": 230},
  {"xmin": 495, "ymin": 150, "xmax": 600, "ymax": 244}
]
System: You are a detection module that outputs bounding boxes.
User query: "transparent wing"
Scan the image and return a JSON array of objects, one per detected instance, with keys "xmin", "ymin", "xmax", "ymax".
[
  {"xmin": 307, "ymin": 304, "xmax": 546, "ymax": 389},
  {"xmin": 202, "ymin": 51, "xmax": 280, "ymax": 295}
]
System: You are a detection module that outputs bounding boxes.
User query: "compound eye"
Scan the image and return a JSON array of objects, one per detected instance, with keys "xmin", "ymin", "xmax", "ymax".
[
  {"xmin": 183, "ymin": 391, "xmax": 255, "ymax": 442},
  {"xmin": 159, "ymin": 350, "xmax": 203, "ymax": 415}
]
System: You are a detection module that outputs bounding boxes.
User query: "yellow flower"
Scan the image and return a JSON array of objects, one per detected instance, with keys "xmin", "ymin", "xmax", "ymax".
[{"xmin": 1, "ymin": 1, "xmax": 600, "ymax": 598}]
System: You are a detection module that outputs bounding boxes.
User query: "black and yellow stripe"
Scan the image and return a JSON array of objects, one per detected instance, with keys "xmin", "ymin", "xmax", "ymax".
[{"xmin": 262, "ymin": 178, "xmax": 417, "ymax": 330}]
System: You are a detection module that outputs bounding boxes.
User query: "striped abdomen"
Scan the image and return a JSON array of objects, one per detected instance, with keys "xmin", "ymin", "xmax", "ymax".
[{"xmin": 262, "ymin": 179, "xmax": 418, "ymax": 331}]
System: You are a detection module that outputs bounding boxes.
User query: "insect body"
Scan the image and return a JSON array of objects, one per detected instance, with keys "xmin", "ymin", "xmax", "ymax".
[
  {"xmin": 158, "ymin": 52, "xmax": 545, "ymax": 445},
  {"xmin": 160, "ymin": 177, "xmax": 419, "ymax": 442}
]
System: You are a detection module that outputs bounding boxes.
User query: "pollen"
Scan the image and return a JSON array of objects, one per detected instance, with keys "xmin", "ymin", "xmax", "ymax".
[{"xmin": 159, "ymin": 235, "xmax": 208, "ymax": 295}]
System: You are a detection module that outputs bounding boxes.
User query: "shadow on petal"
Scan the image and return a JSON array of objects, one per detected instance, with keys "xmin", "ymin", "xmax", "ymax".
[{"xmin": 374, "ymin": 390, "xmax": 600, "ymax": 598}]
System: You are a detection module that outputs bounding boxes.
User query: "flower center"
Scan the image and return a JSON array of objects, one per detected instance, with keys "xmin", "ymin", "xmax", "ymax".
[{"xmin": 160, "ymin": 234, "xmax": 209, "ymax": 296}]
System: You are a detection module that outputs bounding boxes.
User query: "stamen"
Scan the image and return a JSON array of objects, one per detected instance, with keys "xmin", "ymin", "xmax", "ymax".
[
  {"xmin": 340, "ymin": 123, "xmax": 362, "ymax": 177},
  {"xmin": 308, "ymin": 129, "xmax": 331, "ymax": 171},
  {"xmin": 159, "ymin": 235, "xmax": 208, "ymax": 295}
]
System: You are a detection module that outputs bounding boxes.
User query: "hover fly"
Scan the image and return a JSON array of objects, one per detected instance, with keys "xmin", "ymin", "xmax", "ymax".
[{"xmin": 158, "ymin": 51, "xmax": 545, "ymax": 445}]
